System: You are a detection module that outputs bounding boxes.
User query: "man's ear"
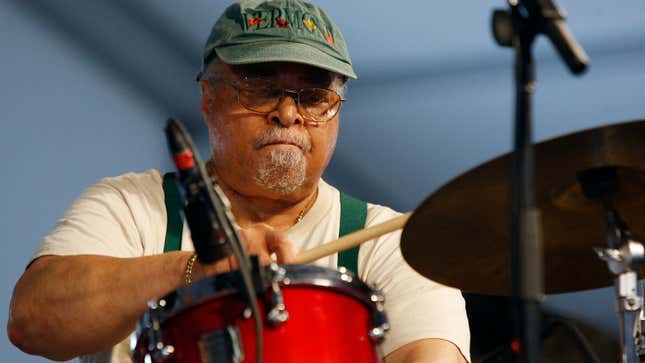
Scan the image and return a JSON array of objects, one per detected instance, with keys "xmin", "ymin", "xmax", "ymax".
[{"xmin": 200, "ymin": 80, "xmax": 214, "ymax": 115}]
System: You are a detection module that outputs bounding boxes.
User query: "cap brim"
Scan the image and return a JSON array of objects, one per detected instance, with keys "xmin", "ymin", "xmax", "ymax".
[{"xmin": 212, "ymin": 41, "xmax": 357, "ymax": 80}]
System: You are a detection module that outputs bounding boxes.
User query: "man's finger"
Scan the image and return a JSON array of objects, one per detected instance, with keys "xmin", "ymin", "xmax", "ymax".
[{"xmin": 265, "ymin": 230, "xmax": 297, "ymax": 263}]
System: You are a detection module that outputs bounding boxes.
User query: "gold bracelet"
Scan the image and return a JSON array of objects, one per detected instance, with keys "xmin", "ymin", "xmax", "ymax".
[{"xmin": 184, "ymin": 254, "xmax": 198, "ymax": 285}]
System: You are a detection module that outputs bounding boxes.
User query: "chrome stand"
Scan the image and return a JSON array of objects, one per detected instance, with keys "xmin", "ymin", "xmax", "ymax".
[
  {"xmin": 577, "ymin": 167, "xmax": 645, "ymax": 362},
  {"xmin": 636, "ymin": 309, "xmax": 645, "ymax": 357},
  {"xmin": 595, "ymin": 210, "xmax": 644, "ymax": 363}
]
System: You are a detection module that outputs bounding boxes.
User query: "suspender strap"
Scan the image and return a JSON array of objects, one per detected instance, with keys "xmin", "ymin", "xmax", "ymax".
[
  {"xmin": 163, "ymin": 172, "xmax": 183, "ymax": 252},
  {"xmin": 338, "ymin": 192, "xmax": 367, "ymax": 275}
]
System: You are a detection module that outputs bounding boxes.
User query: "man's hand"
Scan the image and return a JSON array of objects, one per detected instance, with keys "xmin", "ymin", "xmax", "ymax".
[{"xmin": 192, "ymin": 224, "xmax": 297, "ymax": 279}]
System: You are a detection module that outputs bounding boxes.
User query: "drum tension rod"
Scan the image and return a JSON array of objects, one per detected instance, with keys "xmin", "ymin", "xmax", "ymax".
[{"xmin": 247, "ymin": 257, "xmax": 289, "ymax": 326}]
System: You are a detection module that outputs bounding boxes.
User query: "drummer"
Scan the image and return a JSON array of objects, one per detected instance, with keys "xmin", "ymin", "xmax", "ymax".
[{"xmin": 8, "ymin": 1, "xmax": 470, "ymax": 362}]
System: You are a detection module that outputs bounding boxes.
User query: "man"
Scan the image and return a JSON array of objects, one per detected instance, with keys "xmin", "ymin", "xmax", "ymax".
[{"xmin": 8, "ymin": 1, "xmax": 470, "ymax": 362}]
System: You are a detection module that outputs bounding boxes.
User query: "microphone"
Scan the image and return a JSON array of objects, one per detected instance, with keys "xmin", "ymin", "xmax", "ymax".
[
  {"xmin": 165, "ymin": 118, "xmax": 232, "ymax": 264},
  {"xmin": 491, "ymin": 0, "xmax": 589, "ymax": 75},
  {"xmin": 526, "ymin": 0, "xmax": 589, "ymax": 74}
]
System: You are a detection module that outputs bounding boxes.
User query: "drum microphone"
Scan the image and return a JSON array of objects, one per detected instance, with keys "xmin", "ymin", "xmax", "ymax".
[{"xmin": 165, "ymin": 118, "xmax": 232, "ymax": 264}]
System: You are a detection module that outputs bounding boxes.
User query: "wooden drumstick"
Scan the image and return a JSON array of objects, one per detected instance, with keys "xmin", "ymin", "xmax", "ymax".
[{"xmin": 295, "ymin": 212, "xmax": 412, "ymax": 264}]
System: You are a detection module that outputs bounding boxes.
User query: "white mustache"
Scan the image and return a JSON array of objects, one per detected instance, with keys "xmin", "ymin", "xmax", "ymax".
[{"xmin": 254, "ymin": 128, "xmax": 312, "ymax": 152}]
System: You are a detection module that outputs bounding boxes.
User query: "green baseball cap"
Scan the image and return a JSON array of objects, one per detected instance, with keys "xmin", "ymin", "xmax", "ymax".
[{"xmin": 197, "ymin": 0, "xmax": 357, "ymax": 80}]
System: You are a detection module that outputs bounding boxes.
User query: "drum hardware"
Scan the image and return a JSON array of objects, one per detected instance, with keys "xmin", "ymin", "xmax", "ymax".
[
  {"xmin": 337, "ymin": 266, "xmax": 353, "ymax": 283},
  {"xmin": 367, "ymin": 291, "xmax": 389, "ymax": 343},
  {"xmin": 581, "ymin": 167, "xmax": 645, "ymax": 363},
  {"xmin": 135, "ymin": 299, "xmax": 175, "ymax": 363},
  {"xmin": 596, "ymin": 229, "xmax": 643, "ymax": 363},
  {"xmin": 637, "ymin": 310, "xmax": 645, "ymax": 358},
  {"xmin": 265, "ymin": 263, "xmax": 289, "ymax": 325},
  {"xmin": 248, "ymin": 259, "xmax": 289, "ymax": 326},
  {"xmin": 595, "ymin": 233, "xmax": 643, "ymax": 363}
]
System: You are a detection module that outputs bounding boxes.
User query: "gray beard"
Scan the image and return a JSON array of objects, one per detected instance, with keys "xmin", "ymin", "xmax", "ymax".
[{"xmin": 254, "ymin": 148, "xmax": 307, "ymax": 195}]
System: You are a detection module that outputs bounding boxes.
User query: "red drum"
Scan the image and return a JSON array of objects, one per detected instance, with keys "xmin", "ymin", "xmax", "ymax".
[{"xmin": 132, "ymin": 264, "xmax": 389, "ymax": 363}]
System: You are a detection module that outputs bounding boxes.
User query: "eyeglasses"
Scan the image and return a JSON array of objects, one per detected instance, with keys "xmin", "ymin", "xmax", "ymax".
[{"xmin": 206, "ymin": 78, "xmax": 345, "ymax": 124}]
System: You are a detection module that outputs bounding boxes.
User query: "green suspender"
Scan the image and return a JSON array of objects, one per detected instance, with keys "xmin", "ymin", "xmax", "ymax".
[
  {"xmin": 337, "ymin": 192, "xmax": 367, "ymax": 275},
  {"xmin": 162, "ymin": 173, "xmax": 368, "ymax": 275},
  {"xmin": 163, "ymin": 173, "xmax": 183, "ymax": 252}
]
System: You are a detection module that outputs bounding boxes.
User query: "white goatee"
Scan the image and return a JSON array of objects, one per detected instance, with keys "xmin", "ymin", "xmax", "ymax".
[
  {"xmin": 254, "ymin": 148, "xmax": 307, "ymax": 195},
  {"xmin": 209, "ymin": 125, "xmax": 308, "ymax": 195}
]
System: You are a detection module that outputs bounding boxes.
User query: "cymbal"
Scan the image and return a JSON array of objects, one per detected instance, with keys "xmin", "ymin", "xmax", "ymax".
[{"xmin": 401, "ymin": 119, "xmax": 645, "ymax": 295}]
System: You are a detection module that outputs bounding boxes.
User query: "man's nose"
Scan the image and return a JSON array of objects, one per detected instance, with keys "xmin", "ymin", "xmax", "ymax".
[{"xmin": 267, "ymin": 93, "xmax": 304, "ymax": 127}]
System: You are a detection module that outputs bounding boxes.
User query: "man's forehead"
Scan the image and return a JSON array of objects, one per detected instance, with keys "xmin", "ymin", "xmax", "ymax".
[{"xmin": 228, "ymin": 62, "xmax": 333, "ymax": 84}]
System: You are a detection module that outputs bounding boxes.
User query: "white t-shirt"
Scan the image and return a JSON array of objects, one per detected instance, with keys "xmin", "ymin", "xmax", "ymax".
[{"xmin": 34, "ymin": 169, "xmax": 471, "ymax": 362}]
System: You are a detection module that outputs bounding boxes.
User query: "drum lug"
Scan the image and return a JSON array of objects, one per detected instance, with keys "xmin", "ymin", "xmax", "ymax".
[
  {"xmin": 144, "ymin": 299, "xmax": 175, "ymax": 362},
  {"xmin": 266, "ymin": 263, "xmax": 289, "ymax": 325},
  {"xmin": 368, "ymin": 292, "xmax": 390, "ymax": 343},
  {"xmin": 368, "ymin": 326, "xmax": 388, "ymax": 342},
  {"xmin": 338, "ymin": 266, "xmax": 354, "ymax": 283}
]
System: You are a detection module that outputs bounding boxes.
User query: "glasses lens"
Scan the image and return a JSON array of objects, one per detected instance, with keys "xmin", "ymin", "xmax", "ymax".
[
  {"xmin": 299, "ymin": 88, "xmax": 341, "ymax": 122},
  {"xmin": 238, "ymin": 80, "xmax": 281, "ymax": 113}
]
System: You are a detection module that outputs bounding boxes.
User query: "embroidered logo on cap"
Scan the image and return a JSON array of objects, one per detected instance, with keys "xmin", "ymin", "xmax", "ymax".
[
  {"xmin": 248, "ymin": 17, "xmax": 262, "ymax": 26},
  {"xmin": 325, "ymin": 33, "xmax": 334, "ymax": 45},
  {"xmin": 240, "ymin": 8, "xmax": 335, "ymax": 48},
  {"xmin": 303, "ymin": 18, "xmax": 317, "ymax": 31}
]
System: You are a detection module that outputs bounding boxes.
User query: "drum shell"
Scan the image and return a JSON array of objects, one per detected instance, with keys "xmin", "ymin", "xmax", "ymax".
[{"xmin": 134, "ymin": 265, "xmax": 387, "ymax": 363}]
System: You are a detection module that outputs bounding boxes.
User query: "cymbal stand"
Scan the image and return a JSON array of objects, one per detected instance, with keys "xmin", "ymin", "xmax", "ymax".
[
  {"xmin": 578, "ymin": 167, "xmax": 644, "ymax": 362},
  {"xmin": 594, "ymin": 209, "xmax": 644, "ymax": 363}
]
